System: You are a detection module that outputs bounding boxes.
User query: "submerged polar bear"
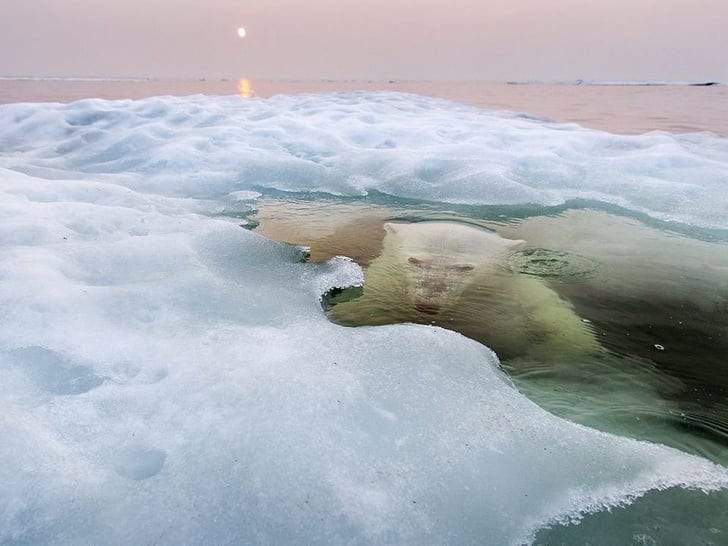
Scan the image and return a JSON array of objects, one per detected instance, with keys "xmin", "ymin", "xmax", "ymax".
[{"xmin": 329, "ymin": 220, "xmax": 600, "ymax": 361}]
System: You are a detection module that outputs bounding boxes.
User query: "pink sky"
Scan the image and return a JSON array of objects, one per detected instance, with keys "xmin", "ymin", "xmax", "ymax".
[{"xmin": 1, "ymin": 0, "xmax": 726, "ymax": 81}]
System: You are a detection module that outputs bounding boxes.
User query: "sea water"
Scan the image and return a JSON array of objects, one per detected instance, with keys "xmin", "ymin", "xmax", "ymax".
[{"xmin": 253, "ymin": 194, "xmax": 728, "ymax": 543}]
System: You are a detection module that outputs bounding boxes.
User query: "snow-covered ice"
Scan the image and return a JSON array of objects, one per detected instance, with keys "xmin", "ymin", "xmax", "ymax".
[
  {"xmin": 1, "ymin": 92, "xmax": 727, "ymax": 229},
  {"xmin": 1, "ymin": 93, "xmax": 728, "ymax": 544}
]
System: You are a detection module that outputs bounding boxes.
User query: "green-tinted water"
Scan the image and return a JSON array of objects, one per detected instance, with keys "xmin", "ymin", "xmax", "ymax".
[
  {"xmin": 255, "ymin": 197, "xmax": 728, "ymax": 463},
  {"xmin": 253, "ymin": 195, "xmax": 728, "ymax": 541}
]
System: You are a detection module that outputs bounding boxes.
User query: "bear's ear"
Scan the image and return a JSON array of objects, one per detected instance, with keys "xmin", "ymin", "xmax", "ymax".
[{"xmin": 384, "ymin": 223, "xmax": 399, "ymax": 236}]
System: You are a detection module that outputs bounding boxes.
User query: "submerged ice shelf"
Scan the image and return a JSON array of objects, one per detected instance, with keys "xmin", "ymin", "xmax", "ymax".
[{"xmin": 1, "ymin": 93, "xmax": 728, "ymax": 544}]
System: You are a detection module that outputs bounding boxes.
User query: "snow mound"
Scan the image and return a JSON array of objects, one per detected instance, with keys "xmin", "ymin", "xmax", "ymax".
[
  {"xmin": 0, "ymin": 92, "xmax": 727, "ymax": 229},
  {"xmin": 1, "ymin": 94, "xmax": 728, "ymax": 544}
]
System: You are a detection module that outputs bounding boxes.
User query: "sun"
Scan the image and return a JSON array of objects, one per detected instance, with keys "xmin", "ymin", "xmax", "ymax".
[{"xmin": 237, "ymin": 27, "xmax": 247, "ymax": 39}]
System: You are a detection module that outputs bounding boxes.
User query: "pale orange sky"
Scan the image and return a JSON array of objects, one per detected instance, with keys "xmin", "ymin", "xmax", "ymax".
[{"xmin": 1, "ymin": 0, "xmax": 726, "ymax": 81}]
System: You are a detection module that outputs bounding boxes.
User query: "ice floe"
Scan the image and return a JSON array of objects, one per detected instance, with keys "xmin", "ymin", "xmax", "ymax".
[
  {"xmin": 1, "ymin": 92, "xmax": 727, "ymax": 229},
  {"xmin": 1, "ymin": 93, "xmax": 727, "ymax": 544}
]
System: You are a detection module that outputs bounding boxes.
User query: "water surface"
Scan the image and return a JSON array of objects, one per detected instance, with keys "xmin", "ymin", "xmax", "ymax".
[{"xmin": 254, "ymin": 196, "xmax": 728, "ymax": 465}]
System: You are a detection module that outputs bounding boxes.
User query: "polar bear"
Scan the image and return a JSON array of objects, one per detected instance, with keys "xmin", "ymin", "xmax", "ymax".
[{"xmin": 328, "ymin": 220, "xmax": 599, "ymax": 361}]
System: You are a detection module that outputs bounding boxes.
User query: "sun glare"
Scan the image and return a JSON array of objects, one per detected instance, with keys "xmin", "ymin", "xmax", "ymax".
[{"xmin": 238, "ymin": 78, "xmax": 252, "ymax": 98}]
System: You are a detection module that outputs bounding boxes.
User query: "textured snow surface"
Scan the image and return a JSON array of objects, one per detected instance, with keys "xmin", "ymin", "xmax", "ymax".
[
  {"xmin": 1, "ymin": 93, "xmax": 728, "ymax": 545},
  {"xmin": 1, "ymin": 92, "xmax": 727, "ymax": 229}
]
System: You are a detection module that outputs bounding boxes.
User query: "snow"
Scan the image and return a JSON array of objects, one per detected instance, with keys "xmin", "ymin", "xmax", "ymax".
[
  {"xmin": 1, "ymin": 93, "xmax": 727, "ymax": 545},
  {"xmin": 1, "ymin": 92, "xmax": 727, "ymax": 230}
]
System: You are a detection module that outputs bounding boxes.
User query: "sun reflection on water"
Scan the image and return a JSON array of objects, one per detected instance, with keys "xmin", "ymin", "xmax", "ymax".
[{"xmin": 237, "ymin": 78, "xmax": 253, "ymax": 98}]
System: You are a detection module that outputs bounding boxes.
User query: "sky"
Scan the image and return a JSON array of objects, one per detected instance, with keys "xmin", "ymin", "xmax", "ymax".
[{"xmin": 1, "ymin": 0, "xmax": 727, "ymax": 82}]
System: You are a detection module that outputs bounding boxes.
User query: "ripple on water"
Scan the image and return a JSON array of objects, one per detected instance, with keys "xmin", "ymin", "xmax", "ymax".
[{"xmin": 507, "ymin": 247, "xmax": 599, "ymax": 278}]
